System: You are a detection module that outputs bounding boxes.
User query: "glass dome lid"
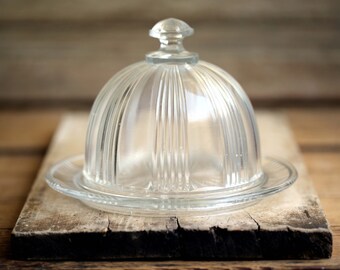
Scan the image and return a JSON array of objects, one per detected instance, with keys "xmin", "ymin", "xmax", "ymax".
[{"xmin": 46, "ymin": 18, "xmax": 297, "ymax": 216}]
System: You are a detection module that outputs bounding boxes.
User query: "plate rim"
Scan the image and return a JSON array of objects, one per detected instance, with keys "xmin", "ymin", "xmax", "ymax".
[{"xmin": 45, "ymin": 155, "xmax": 298, "ymax": 215}]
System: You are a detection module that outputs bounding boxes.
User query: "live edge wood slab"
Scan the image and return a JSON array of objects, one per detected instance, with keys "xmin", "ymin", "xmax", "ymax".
[{"xmin": 11, "ymin": 111, "xmax": 332, "ymax": 260}]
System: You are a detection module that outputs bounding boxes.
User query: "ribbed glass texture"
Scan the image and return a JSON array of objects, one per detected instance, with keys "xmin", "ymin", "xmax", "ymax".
[
  {"xmin": 84, "ymin": 60, "xmax": 262, "ymax": 195},
  {"xmin": 45, "ymin": 18, "xmax": 297, "ymax": 215}
]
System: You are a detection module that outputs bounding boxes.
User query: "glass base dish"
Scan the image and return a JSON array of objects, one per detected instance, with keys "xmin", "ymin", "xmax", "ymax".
[{"xmin": 46, "ymin": 156, "xmax": 297, "ymax": 216}]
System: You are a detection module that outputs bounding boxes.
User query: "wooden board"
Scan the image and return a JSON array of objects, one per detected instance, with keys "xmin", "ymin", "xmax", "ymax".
[{"xmin": 11, "ymin": 111, "xmax": 332, "ymax": 260}]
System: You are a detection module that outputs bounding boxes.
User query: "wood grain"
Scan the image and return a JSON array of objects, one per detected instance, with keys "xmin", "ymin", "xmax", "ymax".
[
  {"xmin": 0, "ymin": 156, "xmax": 42, "ymax": 229},
  {"xmin": 1, "ymin": 0, "xmax": 339, "ymax": 23},
  {"xmin": 0, "ymin": 109, "xmax": 340, "ymax": 269},
  {"xmin": 0, "ymin": 111, "xmax": 61, "ymax": 151},
  {"xmin": 0, "ymin": 0, "xmax": 339, "ymax": 107},
  {"xmin": 1, "ymin": 24, "xmax": 339, "ymax": 107},
  {"xmin": 304, "ymin": 152, "xmax": 340, "ymax": 198},
  {"xmin": 287, "ymin": 109, "xmax": 340, "ymax": 148},
  {"xmin": 11, "ymin": 112, "xmax": 332, "ymax": 260},
  {"xmin": 0, "ymin": 108, "xmax": 339, "ymax": 268},
  {"xmin": 0, "ymin": 109, "xmax": 338, "ymax": 152}
]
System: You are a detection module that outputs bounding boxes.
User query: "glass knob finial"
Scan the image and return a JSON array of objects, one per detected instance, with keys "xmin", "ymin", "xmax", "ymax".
[
  {"xmin": 146, "ymin": 18, "xmax": 198, "ymax": 64},
  {"xmin": 149, "ymin": 18, "xmax": 194, "ymax": 40}
]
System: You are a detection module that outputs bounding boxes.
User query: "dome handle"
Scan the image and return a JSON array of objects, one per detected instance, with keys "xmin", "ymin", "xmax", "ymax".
[{"xmin": 146, "ymin": 18, "xmax": 198, "ymax": 64}]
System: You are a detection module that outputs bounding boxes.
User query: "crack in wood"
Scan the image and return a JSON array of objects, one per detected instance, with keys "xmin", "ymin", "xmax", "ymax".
[
  {"xmin": 106, "ymin": 217, "xmax": 112, "ymax": 234},
  {"xmin": 246, "ymin": 212, "xmax": 261, "ymax": 231}
]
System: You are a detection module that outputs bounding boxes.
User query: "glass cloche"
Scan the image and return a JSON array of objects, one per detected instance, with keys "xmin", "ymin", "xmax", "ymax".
[{"xmin": 46, "ymin": 18, "xmax": 297, "ymax": 216}]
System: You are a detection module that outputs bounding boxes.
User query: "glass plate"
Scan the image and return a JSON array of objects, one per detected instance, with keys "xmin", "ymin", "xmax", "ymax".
[{"xmin": 46, "ymin": 155, "xmax": 297, "ymax": 216}]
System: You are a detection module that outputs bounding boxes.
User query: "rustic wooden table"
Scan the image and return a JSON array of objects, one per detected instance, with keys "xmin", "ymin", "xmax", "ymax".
[
  {"xmin": 1, "ymin": 0, "xmax": 340, "ymax": 268},
  {"xmin": 0, "ymin": 108, "xmax": 339, "ymax": 269}
]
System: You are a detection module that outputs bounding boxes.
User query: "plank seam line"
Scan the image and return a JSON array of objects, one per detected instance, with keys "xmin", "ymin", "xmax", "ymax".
[
  {"xmin": 300, "ymin": 144, "xmax": 340, "ymax": 153},
  {"xmin": 0, "ymin": 147, "xmax": 46, "ymax": 156}
]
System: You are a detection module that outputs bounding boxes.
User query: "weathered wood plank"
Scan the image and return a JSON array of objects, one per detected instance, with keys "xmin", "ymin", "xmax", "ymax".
[
  {"xmin": 0, "ymin": 156, "xmax": 42, "ymax": 229},
  {"xmin": 304, "ymin": 152, "xmax": 340, "ymax": 198},
  {"xmin": 0, "ymin": 155, "xmax": 42, "ymax": 260},
  {"xmin": 0, "ymin": 0, "xmax": 339, "ymax": 23},
  {"xmin": 287, "ymin": 109, "xmax": 340, "ymax": 147},
  {"xmin": 0, "ymin": 111, "xmax": 61, "ymax": 150},
  {"xmin": 2, "ymin": 24, "xmax": 339, "ymax": 50},
  {"xmin": 2, "ymin": 55, "xmax": 338, "ymax": 105},
  {"xmin": 0, "ymin": 153, "xmax": 340, "ymax": 264},
  {"xmin": 0, "ymin": 229, "xmax": 11, "ymax": 259},
  {"xmin": 0, "ymin": 24, "xmax": 339, "ymax": 106},
  {"xmin": 11, "ymin": 111, "xmax": 332, "ymax": 260},
  {"xmin": 0, "ymin": 109, "xmax": 339, "ymax": 151},
  {"xmin": 317, "ymin": 198, "xmax": 340, "ymax": 226},
  {"xmin": 0, "ymin": 156, "xmax": 41, "ymax": 185},
  {"xmin": 2, "ymin": 258, "xmax": 340, "ymax": 270},
  {"xmin": 0, "ymin": 108, "xmax": 338, "ymax": 268}
]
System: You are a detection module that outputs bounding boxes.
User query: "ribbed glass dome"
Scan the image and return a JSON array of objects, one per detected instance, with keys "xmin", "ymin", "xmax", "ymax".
[
  {"xmin": 46, "ymin": 18, "xmax": 297, "ymax": 215},
  {"xmin": 84, "ymin": 18, "xmax": 261, "ymax": 194}
]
